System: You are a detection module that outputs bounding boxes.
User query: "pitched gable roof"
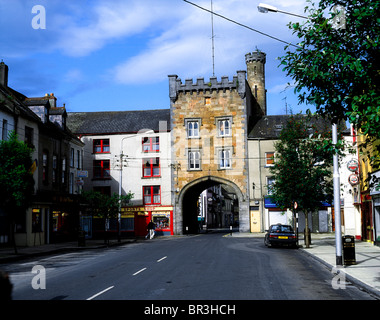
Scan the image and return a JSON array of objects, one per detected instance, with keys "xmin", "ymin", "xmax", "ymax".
[
  {"xmin": 67, "ymin": 109, "xmax": 170, "ymax": 135},
  {"xmin": 248, "ymin": 114, "xmax": 346, "ymax": 139}
]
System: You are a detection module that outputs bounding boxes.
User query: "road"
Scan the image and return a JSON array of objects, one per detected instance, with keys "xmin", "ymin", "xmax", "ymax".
[{"xmin": 2, "ymin": 233, "xmax": 376, "ymax": 301}]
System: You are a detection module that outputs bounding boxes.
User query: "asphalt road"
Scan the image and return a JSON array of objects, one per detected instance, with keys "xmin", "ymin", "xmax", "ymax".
[{"xmin": 3, "ymin": 233, "xmax": 376, "ymax": 301}]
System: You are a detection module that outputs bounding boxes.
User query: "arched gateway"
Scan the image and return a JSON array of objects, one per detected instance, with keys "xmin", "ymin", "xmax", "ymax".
[
  {"xmin": 176, "ymin": 176, "xmax": 248, "ymax": 234},
  {"xmin": 169, "ymin": 51, "xmax": 267, "ymax": 235}
]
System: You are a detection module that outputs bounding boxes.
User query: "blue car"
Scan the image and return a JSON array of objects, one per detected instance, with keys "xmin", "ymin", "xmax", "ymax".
[{"xmin": 264, "ymin": 224, "xmax": 297, "ymax": 248}]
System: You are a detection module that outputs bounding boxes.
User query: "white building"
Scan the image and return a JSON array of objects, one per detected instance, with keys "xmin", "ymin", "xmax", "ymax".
[{"xmin": 67, "ymin": 109, "xmax": 174, "ymax": 237}]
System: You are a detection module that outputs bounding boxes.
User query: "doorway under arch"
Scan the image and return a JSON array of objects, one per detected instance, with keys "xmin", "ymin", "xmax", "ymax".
[{"xmin": 175, "ymin": 176, "xmax": 249, "ymax": 234}]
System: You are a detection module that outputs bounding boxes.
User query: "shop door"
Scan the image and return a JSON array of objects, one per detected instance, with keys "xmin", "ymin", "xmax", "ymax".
[
  {"xmin": 81, "ymin": 216, "xmax": 92, "ymax": 239},
  {"xmin": 361, "ymin": 201, "xmax": 373, "ymax": 242},
  {"xmin": 135, "ymin": 213, "xmax": 150, "ymax": 237},
  {"xmin": 250, "ymin": 210, "xmax": 261, "ymax": 233}
]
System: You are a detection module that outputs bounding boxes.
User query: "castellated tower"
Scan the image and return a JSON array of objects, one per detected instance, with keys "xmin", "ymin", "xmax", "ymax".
[
  {"xmin": 245, "ymin": 51, "xmax": 267, "ymax": 115},
  {"xmin": 168, "ymin": 50, "xmax": 267, "ymax": 235}
]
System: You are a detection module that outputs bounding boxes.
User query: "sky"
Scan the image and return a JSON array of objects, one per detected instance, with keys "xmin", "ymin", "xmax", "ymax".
[{"xmin": 0, "ymin": 0, "xmax": 312, "ymax": 116}]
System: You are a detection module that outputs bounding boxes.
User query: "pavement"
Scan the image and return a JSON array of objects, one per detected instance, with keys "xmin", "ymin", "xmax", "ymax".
[{"xmin": 1, "ymin": 232, "xmax": 380, "ymax": 299}]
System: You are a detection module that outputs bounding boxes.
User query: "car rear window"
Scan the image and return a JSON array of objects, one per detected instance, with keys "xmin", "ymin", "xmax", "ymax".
[{"xmin": 270, "ymin": 225, "xmax": 294, "ymax": 233}]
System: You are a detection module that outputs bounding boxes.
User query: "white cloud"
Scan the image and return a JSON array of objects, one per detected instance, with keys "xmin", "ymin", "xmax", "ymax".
[
  {"xmin": 110, "ymin": 0, "xmax": 309, "ymax": 84},
  {"xmin": 55, "ymin": 0, "xmax": 175, "ymax": 57}
]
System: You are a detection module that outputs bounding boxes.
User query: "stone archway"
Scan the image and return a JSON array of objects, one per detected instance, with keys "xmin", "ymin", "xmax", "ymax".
[{"xmin": 174, "ymin": 176, "xmax": 249, "ymax": 234}]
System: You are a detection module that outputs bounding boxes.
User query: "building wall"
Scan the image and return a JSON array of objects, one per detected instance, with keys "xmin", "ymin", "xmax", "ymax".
[
  {"xmin": 80, "ymin": 129, "xmax": 172, "ymax": 207},
  {"xmin": 169, "ymin": 74, "xmax": 251, "ymax": 233},
  {"xmin": 248, "ymin": 139, "xmax": 276, "ymax": 232}
]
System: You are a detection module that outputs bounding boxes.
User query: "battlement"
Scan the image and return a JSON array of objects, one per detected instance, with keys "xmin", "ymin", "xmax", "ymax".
[
  {"xmin": 245, "ymin": 51, "xmax": 266, "ymax": 64},
  {"xmin": 169, "ymin": 71, "xmax": 246, "ymax": 102}
]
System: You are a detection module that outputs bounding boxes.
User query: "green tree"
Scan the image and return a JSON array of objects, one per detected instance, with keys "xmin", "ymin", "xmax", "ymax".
[
  {"xmin": 269, "ymin": 115, "xmax": 334, "ymax": 247},
  {"xmin": 280, "ymin": 0, "xmax": 380, "ymax": 165},
  {"xmin": 0, "ymin": 131, "xmax": 35, "ymax": 253},
  {"xmin": 81, "ymin": 190, "xmax": 134, "ymax": 243}
]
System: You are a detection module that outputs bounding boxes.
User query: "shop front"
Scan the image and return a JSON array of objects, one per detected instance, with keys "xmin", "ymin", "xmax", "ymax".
[{"xmin": 122, "ymin": 205, "xmax": 174, "ymax": 237}]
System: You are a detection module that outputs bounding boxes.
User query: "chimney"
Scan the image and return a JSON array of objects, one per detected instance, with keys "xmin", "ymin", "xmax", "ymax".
[
  {"xmin": 0, "ymin": 61, "xmax": 9, "ymax": 87},
  {"xmin": 48, "ymin": 93, "xmax": 57, "ymax": 108}
]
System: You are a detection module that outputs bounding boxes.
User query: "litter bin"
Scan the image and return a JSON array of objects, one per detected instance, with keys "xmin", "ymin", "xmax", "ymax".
[{"xmin": 342, "ymin": 235, "xmax": 356, "ymax": 265}]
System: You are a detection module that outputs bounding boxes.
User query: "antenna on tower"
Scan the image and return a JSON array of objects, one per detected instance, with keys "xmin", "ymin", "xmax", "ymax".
[
  {"xmin": 282, "ymin": 97, "xmax": 288, "ymax": 115},
  {"xmin": 211, "ymin": 0, "xmax": 215, "ymax": 77}
]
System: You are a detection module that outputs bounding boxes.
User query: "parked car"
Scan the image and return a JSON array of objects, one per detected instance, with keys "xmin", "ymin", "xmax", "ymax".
[{"xmin": 264, "ymin": 224, "xmax": 297, "ymax": 248}]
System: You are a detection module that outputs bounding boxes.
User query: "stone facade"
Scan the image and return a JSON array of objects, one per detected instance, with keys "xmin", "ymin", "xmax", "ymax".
[{"xmin": 169, "ymin": 51, "xmax": 266, "ymax": 234}]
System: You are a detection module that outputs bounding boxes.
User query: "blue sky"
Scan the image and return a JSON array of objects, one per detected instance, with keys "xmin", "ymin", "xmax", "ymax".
[{"xmin": 0, "ymin": 0, "xmax": 312, "ymax": 115}]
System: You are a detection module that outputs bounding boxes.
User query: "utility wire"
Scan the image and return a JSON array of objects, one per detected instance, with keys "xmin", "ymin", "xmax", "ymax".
[{"xmin": 183, "ymin": 0, "xmax": 300, "ymax": 48}]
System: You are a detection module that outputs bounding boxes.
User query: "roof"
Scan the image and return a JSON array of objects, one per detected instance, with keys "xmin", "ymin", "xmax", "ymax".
[
  {"xmin": 67, "ymin": 109, "xmax": 171, "ymax": 135},
  {"xmin": 248, "ymin": 114, "xmax": 346, "ymax": 139},
  {"xmin": 0, "ymin": 84, "xmax": 42, "ymax": 123}
]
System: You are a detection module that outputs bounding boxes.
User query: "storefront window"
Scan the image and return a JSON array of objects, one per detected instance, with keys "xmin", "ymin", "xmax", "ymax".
[
  {"xmin": 32, "ymin": 209, "xmax": 42, "ymax": 233},
  {"xmin": 152, "ymin": 213, "xmax": 170, "ymax": 230}
]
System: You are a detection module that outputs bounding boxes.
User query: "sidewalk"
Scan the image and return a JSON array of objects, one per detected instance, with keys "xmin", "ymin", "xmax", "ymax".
[
  {"xmin": 299, "ymin": 236, "xmax": 380, "ymax": 299},
  {"xmin": 231, "ymin": 232, "xmax": 380, "ymax": 299}
]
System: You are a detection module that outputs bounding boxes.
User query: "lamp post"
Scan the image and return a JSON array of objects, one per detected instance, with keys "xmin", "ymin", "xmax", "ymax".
[
  {"xmin": 258, "ymin": 3, "xmax": 343, "ymax": 265},
  {"xmin": 118, "ymin": 130, "xmax": 154, "ymax": 242},
  {"xmin": 257, "ymin": 3, "xmax": 308, "ymax": 19}
]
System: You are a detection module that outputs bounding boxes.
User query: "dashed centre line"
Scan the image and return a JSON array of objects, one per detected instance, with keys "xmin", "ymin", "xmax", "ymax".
[
  {"xmin": 157, "ymin": 256, "xmax": 167, "ymax": 262},
  {"xmin": 133, "ymin": 267, "xmax": 147, "ymax": 276},
  {"xmin": 86, "ymin": 286, "xmax": 114, "ymax": 300}
]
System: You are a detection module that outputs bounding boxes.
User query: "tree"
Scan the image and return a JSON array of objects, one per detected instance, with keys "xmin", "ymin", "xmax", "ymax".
[
  {"xmin": 269, "ymin": 115, "xmax": 334, "ymax": 247},
  {"xmin": 81, "ymin": 190, "xmax": 134, "ymax": 243},
  {"xmin": 280, "ymin": 0, "xmax": 380, "ymax": 166},
  {"xmin": 0, "ymin": 131, "xmax": 35, "ymax": 253}
]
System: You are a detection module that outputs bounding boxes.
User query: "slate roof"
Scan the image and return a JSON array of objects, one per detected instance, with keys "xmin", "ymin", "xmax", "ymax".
[
  {"xmin": 248, "ymin": 114, "xmax": 346, "ymax": 139},
  {"xmin": 67, "ymin": 109, "xmax": 171, "ymax": 135}
]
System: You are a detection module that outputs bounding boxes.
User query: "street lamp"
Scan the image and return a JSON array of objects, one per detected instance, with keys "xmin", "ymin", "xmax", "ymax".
[
  {"xmin": 118, "ymin": 129, "xmax": 154, "ymax": 241},
  {"xmin": 257, "ymin": 3, "xmax": 308, "ymax": 19},
  {"xmin": 258, "ymin": 4, "xmax": 343, "ymax": 265}
]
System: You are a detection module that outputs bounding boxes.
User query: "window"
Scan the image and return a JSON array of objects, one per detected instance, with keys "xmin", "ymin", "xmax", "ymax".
[
  {"xmin": 143, "ymin": 186, "xmax": 161, "ymax": 205},
  {"xmin": 185, "ymin": 119, "xmax": 200, "ymax": 138},
  {"xmin": 142, "ymin": 137, "xmax": 159, "ymax": 152},
  {"xmin": 52, "ymin": 155, "xmax": 57, "ymax": 183},
  {"xmin": 93, "ymin": 160, "xmax": 110, "ymax": 179},
  {"xmin": 188, "ymin": 150, "xmax": 201, "ymax": 170},
  {"xmin": 25, "ymin": 126, "xmax": 34, "ymax": 148},
  {"xmin": 69, "ymin": 172, "xmax": 74, "ymax": 194},
  {"xmin": 70, "ymin": 148, "xmax": 74, "ymax": 167},
  {"xmin": 62, "ymin": 158, "xmax": 66, "ymax": 184},
  {"xmin": 93, "ymin": 139, "xmax": 110, "ymax": 153},
  {"xmin": 77, "ymin": 150, "xmax": 81, "ymax": 169},
  {"xmin": 219, "ymin": 149, "xmax": 232, "ymax": 169},
  {"xmin": 2, "ymin": 119, "xmax": 8, "ymax": 140},
  {"xmin": 42, "ymin": 151, "xmax": 48, "ymax": 184},
  {"xmin": 217, "ymin": 118, "xmax": 232, "ymax": 137},
  {"xmin": 265, "ymin": 152, "xmax": 275, "ymax": 166},
  {"xmin": 143, "ymin": 158, "xmax": 160, "ymax": 177},
  {"xmin": 267, "ymin": 177, "xmax": 275, "ymax": 195}
]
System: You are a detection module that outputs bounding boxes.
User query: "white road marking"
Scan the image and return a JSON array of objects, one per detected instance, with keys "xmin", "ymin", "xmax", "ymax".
[
  {"xmin": 86, "ymin": 286, "xmax": 114, "ymax": 300},
  {"xmin": 133, "ymin": 267, "xmax": 147, "ymax": 276},
  {"xmin": 157, "ymin": 256, "xmax": 167, "ymax": 262}
]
